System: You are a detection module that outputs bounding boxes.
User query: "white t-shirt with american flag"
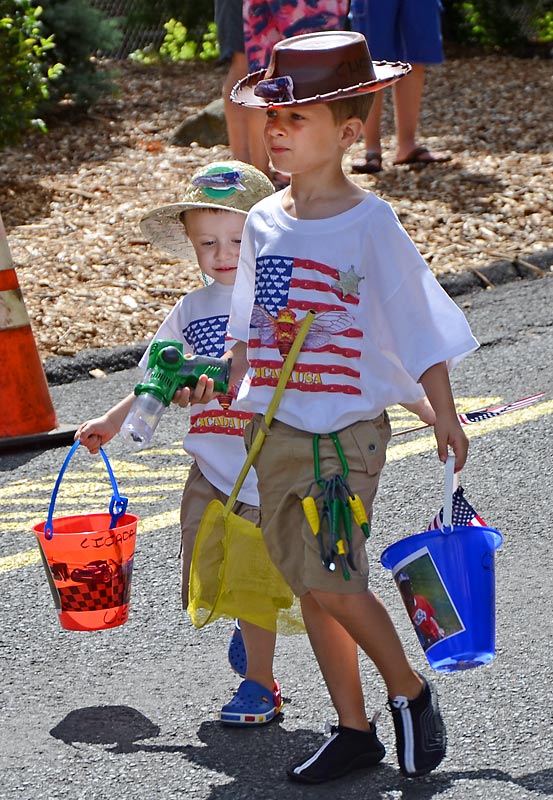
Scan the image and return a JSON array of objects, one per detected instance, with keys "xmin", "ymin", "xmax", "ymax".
[
  {"xmin": 139, "ymin": 281, "xmax": 257, "ymax": 504},
  {"xmin": 228, "ymin": 191, "xmax": 479, "ymax": 434}
]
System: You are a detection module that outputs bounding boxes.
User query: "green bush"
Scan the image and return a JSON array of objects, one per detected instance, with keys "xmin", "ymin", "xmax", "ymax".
[
  {"xmin": 126, "ymin": 0, "xmax": 213, "ymax": 40},
  {"xmin": 532, "ymin": 8, "xmax": 553, "ymax": 40},
  {"xmin": 0, "ymin": 1, "xmax": 63, "ymax": 147},
  {"xmin": 447, "ymin": 0, "xmax": 553, "ymax": 51},
  {"xmin": 200, "ymin": 20, "xmax": 218, "ymax": 61},
  {"xmin": 129, "ymin": 18, "xmax": 219, "ymax": 65},
  {"xmin": 40, "ymin": 0, "xmax": 123, "ymax": 108}
]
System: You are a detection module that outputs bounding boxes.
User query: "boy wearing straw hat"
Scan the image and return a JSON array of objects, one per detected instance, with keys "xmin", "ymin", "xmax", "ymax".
[
  {"xmin": 187, "ymin": 31, "xmax": 478, "ymax": 783},
  {"xmin": 76, "ymin": 161, "xmax": 288, "ymax": 727}
]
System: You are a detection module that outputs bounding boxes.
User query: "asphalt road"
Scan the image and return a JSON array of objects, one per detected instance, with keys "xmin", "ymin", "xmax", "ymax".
[{"xmin": 1, "ymin": 276, "xmax": 552, "ymax": 800}]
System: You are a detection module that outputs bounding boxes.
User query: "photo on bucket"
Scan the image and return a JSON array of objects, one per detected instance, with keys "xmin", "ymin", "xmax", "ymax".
[{"xmin": 392, "ymin": 552, "xmax": 465, "ymax": 653}]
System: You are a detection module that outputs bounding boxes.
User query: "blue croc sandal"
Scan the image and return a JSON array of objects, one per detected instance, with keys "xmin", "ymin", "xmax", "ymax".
[
  {"xmin": 228, "ymin": 620, "xmax": 247, "ymax": 678},
  {"xmin": 220, "ymin": 679, "xmax": 283, "ymax": 726}
]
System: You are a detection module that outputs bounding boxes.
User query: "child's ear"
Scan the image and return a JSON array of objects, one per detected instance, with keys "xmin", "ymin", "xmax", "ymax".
[{"xmin": 340, "ymin": 117, "xmax": 364, "ymax": 150}]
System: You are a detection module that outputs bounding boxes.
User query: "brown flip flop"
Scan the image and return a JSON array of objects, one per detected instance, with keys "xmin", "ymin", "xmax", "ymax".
[
  {"xmin": 393, "ymin": 146, "xmax": 452, "ymax": 166},
  {"xmin": 351, "ymin": 151, "xmax": 382, "ymax": 174}
]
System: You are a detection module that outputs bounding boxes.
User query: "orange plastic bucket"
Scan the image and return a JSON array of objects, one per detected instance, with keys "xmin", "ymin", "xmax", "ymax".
[{"xmin": 33, "ymin": 442, "xmax": 139, "ymax": 631}]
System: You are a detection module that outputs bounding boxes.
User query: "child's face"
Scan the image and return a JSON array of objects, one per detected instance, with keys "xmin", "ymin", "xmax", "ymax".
[
  {"xmin": 263, "ymin": 102, "xmax": 345, "ymax": 177},
  {"xmin": 185, "ymin": 209, "xmax": 245, "ymax": 285}
]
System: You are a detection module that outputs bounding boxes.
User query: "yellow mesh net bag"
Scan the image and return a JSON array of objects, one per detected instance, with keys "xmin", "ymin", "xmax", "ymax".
[
  {"xmin": 188, "ymin": 500, "xmax": 305, "ymax": 633},
  {"xmin": 187, "ymin": 312, "xmax": 315, "ymax": 634}
]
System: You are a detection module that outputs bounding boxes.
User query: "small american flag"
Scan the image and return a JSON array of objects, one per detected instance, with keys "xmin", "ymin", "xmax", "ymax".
[
  {"xmin": 458, "ymin": 392, "xmax": 545, "ymax": 424},
  {"xmin": 392, "ymin": 392, "xmax": 545, "ymax": 438},
  {"xmin": 428, "ymin": 486, "xmax": 487, "ymax": 530}
]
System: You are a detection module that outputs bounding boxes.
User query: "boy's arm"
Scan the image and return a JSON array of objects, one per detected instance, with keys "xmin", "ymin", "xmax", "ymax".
[
  {"xmin": 227, "ymin": 340, "xmax": 250, "ymax": 387},
  {"xmin": 74, "ymin": 393, "xmax": 135, "ymax": 454},
  {"xmin": 172, "ymin": 341, "xmax": 250, "ymax": 407},
  {"xmin": 401, "ymin": 397, "xmax": 436, "ymax": 425},
  {"xmin": 419, "ymin": 362, "xmax": 468, "ymax": 472}
]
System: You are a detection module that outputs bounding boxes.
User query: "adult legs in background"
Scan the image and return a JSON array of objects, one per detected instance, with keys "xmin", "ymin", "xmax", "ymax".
[
  {"xmin": 351, "ymin": 0, "xmax": 451, "ymax": 172},
  {"xmin": 222, "ymin": 51, "xmax": 253, "ymax": 163},
  {"xmin": 363, "ymin": 63, "xmax": 426, "ymax": 163},
  {"xmin": 216, "ymin": 0, "xmax": 254, "ymax": 164},
  {"xmin": 246, "ymin": 106, "xmax": 271, "ymax": 178},
  {"xmin": 242, "ymin": 0, "xmax": 349, "ymax": 180}
]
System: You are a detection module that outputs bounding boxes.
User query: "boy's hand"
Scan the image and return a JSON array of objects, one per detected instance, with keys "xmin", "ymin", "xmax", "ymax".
[
  {"xmin": 433, "ymin": 414, "xmax": 468, "ymax": 472},
  {"xmin": 171, "ymin": 374, "xmax": 217, "ymax": 407},
  {"xmin": 75, "ymin": 416, "xmax": 118, "ymax": 455},
  {"xmin": 171, "ymin": 344, "xmax": 246, "ymax": 407}
]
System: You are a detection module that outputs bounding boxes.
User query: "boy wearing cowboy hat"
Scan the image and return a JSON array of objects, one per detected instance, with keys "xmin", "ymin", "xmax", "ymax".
[
  {"xmin": 76, "ymin": 161, "xmax": 289, "ymax": 727},
  {"xmin": 187, "ymin": 31, "xmax": 478, "ymax": 783}
]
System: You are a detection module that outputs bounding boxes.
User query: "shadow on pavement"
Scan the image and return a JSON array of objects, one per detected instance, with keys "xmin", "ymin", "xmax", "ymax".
[
  {"xmin": 0, "ymin": 450, "xmax": 46, "ymax": 471},
  {"xmin": 50, "ymin": 705, "xmax": 161, "ymax": 754},
  {"xmin": 49, "ymin": 708, "xmax": 553, "ymax": 797}
]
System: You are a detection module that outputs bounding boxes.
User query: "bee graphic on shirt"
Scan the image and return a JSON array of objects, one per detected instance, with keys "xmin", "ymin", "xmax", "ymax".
[
  {"xmin": 217, "ymin": 380, "xmax": 242, "ymax": 411},
  {"xmin": 250, "ymin": 306, "xmax": 352, "ymax": 358},
  {"xmin": 217, "ymin": 391, "xmax": 233, "ymax": 410}
]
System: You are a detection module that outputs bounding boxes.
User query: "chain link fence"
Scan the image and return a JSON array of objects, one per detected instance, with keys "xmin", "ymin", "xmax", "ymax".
[
  {"xmin": 509, "ymin": 0, "xmax": 551, "ymax": 36},
  {"xmin": 90, "ymin": 0, "xmax": 549, "ymax": 59},
  {"xmin": 90, "ymin": 0, "xmax": 173, "ymax": 58}
]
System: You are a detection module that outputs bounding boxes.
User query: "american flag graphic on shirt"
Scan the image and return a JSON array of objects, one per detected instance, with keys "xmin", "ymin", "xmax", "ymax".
[
  {"xmin": 249, "ymin": 255, "xmax": 364, "ymax": 394},
  {"xmin": 427, "ymin": 486, "xmax": 487, "ymax": 530},
  {"xmin": 183, "ymin": 314, "xmax": 228, "ymax": 357},
  {"xmin": 184, "ymin": 314, "xmax": 249, "ymax": 434}
]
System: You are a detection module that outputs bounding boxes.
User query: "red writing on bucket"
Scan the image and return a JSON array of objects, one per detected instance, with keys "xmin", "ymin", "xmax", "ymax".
[
  {"xmin": 80, "ymin": 526, "xmax": 137, "ymax": 550},
  {"xmin": 103, "ymin": 604, "xmax": 129, "ymax": 626}
]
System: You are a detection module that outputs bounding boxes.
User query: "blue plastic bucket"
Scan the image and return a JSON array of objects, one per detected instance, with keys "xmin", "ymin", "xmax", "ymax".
[{"xmin": 381, "ymin": 456, "xmax": 503, "ymax": 672}]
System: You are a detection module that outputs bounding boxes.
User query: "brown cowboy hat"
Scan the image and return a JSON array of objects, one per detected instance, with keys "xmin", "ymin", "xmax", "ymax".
[{"xmin": 231, "ymin": 30, "xmax": 411, "ymax": 109}]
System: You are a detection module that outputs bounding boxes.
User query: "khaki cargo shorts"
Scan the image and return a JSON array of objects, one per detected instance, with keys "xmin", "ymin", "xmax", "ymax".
[{"xmin": 244, "ymin": 414, "xmax": 391, "ymax": 597}]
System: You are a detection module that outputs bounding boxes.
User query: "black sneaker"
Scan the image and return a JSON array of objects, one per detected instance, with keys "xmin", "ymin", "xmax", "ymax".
[
  {"xmin": 388, "ymin": 676, "xmax": 447, "ymax": 777},
  {"xmin": 287, "ymin": 722, "xmax": 385, "ymax": 784}
]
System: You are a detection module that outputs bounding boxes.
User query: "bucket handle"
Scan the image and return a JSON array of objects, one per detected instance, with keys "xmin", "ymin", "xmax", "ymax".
[
  {"xmin": 441, "ymin": 452, "xmax": 458, "ymax": 532},
  {"xmin": 43, "ymin": 441, "xmax": 128, "ymax": 540}
]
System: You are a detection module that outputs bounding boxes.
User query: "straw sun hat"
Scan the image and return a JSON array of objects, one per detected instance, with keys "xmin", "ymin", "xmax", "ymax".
[
  {"xmin": 139, "ymin": 161, "xmax": 274, "ymax": 260},
  {"xmin": 231, "ymin": 30, "xmax": 411, "ymax": 109}
]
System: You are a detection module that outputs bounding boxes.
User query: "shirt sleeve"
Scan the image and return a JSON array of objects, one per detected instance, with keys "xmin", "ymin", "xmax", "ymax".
[
  {"xmin": 384, "ymin": 270, "xmax": 479, "ymax": 382},
  {"xmin": 367, "ymin": 204, "xmax": 479, "ymax": 382},
  {"xmin": 138, "ymin": 298, "xmax": 192, "ymax": 370}
]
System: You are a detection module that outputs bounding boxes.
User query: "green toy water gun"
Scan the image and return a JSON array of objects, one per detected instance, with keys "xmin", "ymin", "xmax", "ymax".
[{"xmin": 120, "ymin": 340, "xmax": 232, "ymax": 449}]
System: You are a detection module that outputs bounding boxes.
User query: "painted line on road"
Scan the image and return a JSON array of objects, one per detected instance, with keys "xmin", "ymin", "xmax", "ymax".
[
  {"xmin": 0, "ymin": 508, "xmax": 181, "ymax": 575},
  {"xmin": 0, "ymin": 396, "xmax": 550, "ymax": 576},
  {"xmin": 387, "ymin": 397, "xmax": 552, "ymax": 461}
]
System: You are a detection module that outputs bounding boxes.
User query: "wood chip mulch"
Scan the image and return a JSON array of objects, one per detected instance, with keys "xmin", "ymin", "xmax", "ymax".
[{"xmin": 1, "ymin": 55, "xmax": 551, "ymax": 361}]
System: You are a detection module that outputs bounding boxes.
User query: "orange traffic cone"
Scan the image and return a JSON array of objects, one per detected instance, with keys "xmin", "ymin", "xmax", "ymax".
[{"xmin": 0, "ymin": 213, "xmax": 76, "ymax": 452}]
